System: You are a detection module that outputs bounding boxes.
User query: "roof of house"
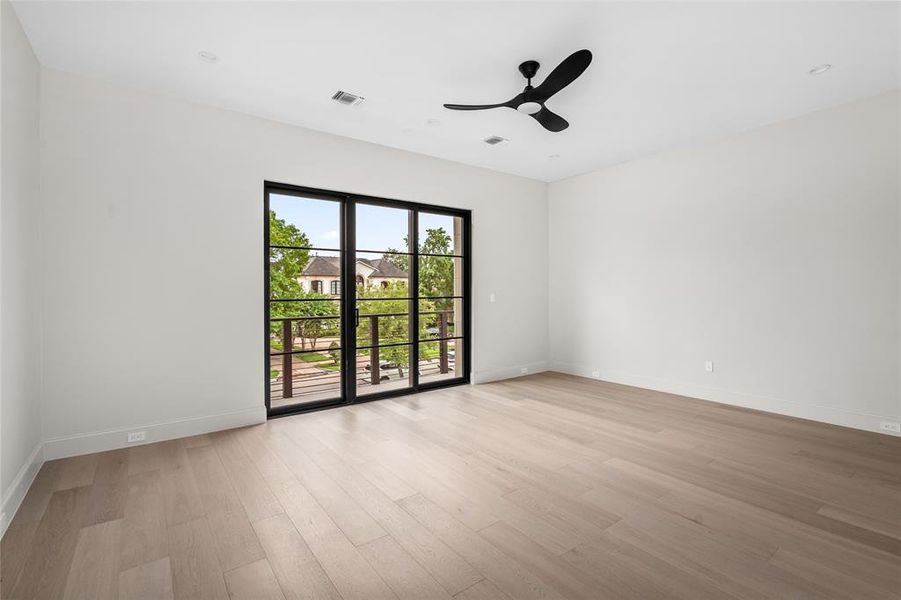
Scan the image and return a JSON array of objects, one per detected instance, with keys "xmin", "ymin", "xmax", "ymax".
[
  {"xmin": 301, "ymin": 256, "xmax": 341, "ymax": 277},
  {"xmin": 301, "ymin": 255, "xmax": 408, "ymax": 278}
]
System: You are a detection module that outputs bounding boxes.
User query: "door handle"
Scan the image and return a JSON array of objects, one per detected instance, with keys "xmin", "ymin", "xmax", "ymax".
[{"xmin": 355, "ymin": 308, "xmax": 360, "ymax": 328}]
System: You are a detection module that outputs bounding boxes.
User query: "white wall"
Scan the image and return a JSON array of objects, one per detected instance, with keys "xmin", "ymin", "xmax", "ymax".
[
  {"xmin": 1, "ymin": 0, "xmax": 43, "ymax": 531},
  {"xmin": 549, "ymin": 92, "xmax": 900, "ymax": 433},
  {"xmin": 38, "ymin": 69, "xmax": 549, "ymax": 457},
  {"xmin": 9, "ymin": 44, "xmax": 899, "ymax": 489}
]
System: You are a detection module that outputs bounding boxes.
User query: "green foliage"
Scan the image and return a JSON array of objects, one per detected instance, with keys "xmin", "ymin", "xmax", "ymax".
[
  {"xmin": 418, "ymin": 227, "xmax": 455, "ymax": 310},
  {"xmin": 385, "ymin": 227, "xmax": 456, "ymax": 309},
  {"xmin": 383, "ymin": 249, "xmax": 409, "ymax": 273},
  {"xmin": 268, "ymin": 210, "xmax": 339, "ymax": 350},
  {"xmin": 356, "ymin": 282, "xmax": 430, "ymax": 369},
  {"xmin": 328, "ymin": 341, "xmax": 341, "ymax": 366},
  {"xmin": 268, "ymin": 210, "xmax": 309, "ymax": 302},
  {"xmin": 295, "ymin": 295, "xmax": 340, "ymax": 350}
]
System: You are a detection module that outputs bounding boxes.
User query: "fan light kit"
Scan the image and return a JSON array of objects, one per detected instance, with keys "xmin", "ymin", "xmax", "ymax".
[
  {"xmin": 809, "ymin": 64, "xmax": 832, "ymax": 75},
  {"xmin": 444, "ymin": 49, "xmax": 592, "ymax": 132}
]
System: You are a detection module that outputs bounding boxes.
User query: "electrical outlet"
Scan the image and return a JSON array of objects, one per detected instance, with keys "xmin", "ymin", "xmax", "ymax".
[
  {"xmin": 520, "ymin": 367, "xmax": 529, "ymax": 375},
  {"xmin": 127, "ymin": 431, "xmax": 146, "ymax": 443},
  {"xmin": 705, "ymin": 360, "xmax": 714, "ymax": 372},
  {"xmin": 591, "ymin": 370, "xmax": 600, "ymax": 378},
  {"xmin": 489, "ymin": 293, "xmax": 496, "ymax": 303},
  {"xmin": 879, "ymin": 421, "xmax": 901, "ymax": 434}
]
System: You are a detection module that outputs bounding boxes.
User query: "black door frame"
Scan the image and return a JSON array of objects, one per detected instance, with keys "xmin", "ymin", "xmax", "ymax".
[{"xmin": 264, "ymin": 181, "xmax": 472, "ymax": 418}]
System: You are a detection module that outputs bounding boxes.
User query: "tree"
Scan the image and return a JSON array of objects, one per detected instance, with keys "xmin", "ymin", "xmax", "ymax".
[
  {"xmin": 268, "ymin": 210, "xmax": 339, "ymax": 353},
  {"xmin": 383, "ymin": 248, "xmax": 409, "ymax": 273},
  {"xmin": 385, "ymin": 227, "xmax": 455, "ymax": 308},
  {"xmin": 294, "ymin": 295, "xmax": 340, "ymax": 350},
  {"xmin": 328, "ymin": 341, "xmax": 341, "ymax": 365},
  {"xmin": 418, "ymin": 227, "xmax": 455, "ymax": 310},
  {"xmin": 357, "ymin": 281, "xmax": 436, "ymax": 376},
  {"xmin": 268, "ymin": 210, "xmax": 309, "ymax": 302}
]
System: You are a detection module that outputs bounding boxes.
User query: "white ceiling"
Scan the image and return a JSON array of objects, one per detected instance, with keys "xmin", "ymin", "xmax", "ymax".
[{"xmin": 13, "ymin": 1, "xmax": 900, "ymax": 182}]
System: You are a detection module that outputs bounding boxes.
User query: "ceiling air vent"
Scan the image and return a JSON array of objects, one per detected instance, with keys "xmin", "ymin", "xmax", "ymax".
[
  {"xmin": 483, "ymin": 135, "xmax": 508, "ymax": 145},
  {"xmin": 331, "ymin": 91, "xmax": 365, "ymax": 106}
]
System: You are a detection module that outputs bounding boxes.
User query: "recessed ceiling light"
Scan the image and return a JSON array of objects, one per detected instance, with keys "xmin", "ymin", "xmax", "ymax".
[
  {"xmin": 197, "ymin": 50, "xmax": 218, "ymax": 64},
  {"xmin": 548, "ymin": 154, "xmax": 560, "ymax": 159},
  {"xmin": 808, "ymin": 63, "xmax": 832, "ymax": 75}
]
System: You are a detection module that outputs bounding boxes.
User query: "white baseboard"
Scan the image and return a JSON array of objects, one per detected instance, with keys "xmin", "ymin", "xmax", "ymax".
[
  {"xmin": 43, "ymin": 405, "xmax": 267, "ymax": 461},
  {"xmin": 1, "ymin": 442, "xmax": 45, "ymax": 538},
  {"xmin": 549, "ymin": 361, "xmax": 900, "ymax": 437},
  {"xmin": 472, "ymin": 361, "xmax": 548, "ymax": 385}
]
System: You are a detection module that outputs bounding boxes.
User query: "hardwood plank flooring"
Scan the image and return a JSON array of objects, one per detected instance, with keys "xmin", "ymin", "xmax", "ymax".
[{"xmin": 3, "ymin": 372, "xmax": 900, "ymax": 599}]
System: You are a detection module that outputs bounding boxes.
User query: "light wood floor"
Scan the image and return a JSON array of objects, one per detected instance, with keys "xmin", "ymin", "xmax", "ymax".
[{"xmin": 3, "ymin": 372, "xmax": 900, "ymax": 600}]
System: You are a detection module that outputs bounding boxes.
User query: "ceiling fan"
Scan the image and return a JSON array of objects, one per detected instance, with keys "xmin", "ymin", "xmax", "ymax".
[{"xmin": 443, "ymin": 49, "xmax": 592, "ymax": 133}]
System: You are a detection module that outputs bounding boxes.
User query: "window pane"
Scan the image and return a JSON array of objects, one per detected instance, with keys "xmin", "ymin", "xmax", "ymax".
[
  {"xmin": 419, "ymin": 339, "xmax": 463, "ymax": 384},
  {"xmin": 269, "ymin": 311, "xmax": 341, "ymax": 355},
  {"xmin": 419, "ymin": 301, "xmax": 462, "ymax": 340},
  {"xmin": 269, "ymin": 249, "xmax": 340, "ymax": 300},
  {"xmin": 270, "ymin": 350, "xmax": 342, "ymax": 409},
  {"xmin": 356, "ymin": 300, "xmax": 410, "ymax": 347},
  {"xmin": 356, "ymin": 344, "xmax": 412, "ymax": 396},
  {"xmin": 355, "ymin": 250, "xmax": 410, "ymax": 295},
  {"xmin": 419, "ymin": 212, "xmax": 463, "ymax": 255},
  {"xmin": 418, "ymin": 255, "xmax": 462, "ymax": 299},
  {"xmin": 269, "ymin": 193, "xmax": 340, "ymax": 249},
  {"xmin": 356, "ymin": 203, "xmax": 411, "ymax": 253}
]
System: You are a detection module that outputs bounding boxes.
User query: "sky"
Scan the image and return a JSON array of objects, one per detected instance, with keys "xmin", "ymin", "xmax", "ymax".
[{"xmin": 270, "ymin": 193, "xmax": 458, "ymax": 256}]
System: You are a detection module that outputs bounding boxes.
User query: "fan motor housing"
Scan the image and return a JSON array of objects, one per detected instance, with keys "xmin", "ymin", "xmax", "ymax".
[{"xmin": 518, "ymin": 60, "xmax": 540, "ymax": 80}]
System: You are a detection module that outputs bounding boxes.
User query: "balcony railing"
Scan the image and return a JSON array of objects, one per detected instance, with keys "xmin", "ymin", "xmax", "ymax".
[{"xmin": 269, "ymin": 310, "xmax": 456, "ymax": 401}]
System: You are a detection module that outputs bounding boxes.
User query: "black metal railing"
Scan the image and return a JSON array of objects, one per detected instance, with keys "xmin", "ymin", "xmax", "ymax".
[{"xmin": 269, "ymin": 310, "xmax": 457, "ymax": 399}]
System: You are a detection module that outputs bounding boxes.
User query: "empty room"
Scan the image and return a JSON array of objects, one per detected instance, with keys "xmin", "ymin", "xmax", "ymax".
[{"xmin": 1, "ymin": 1, "xmax": 899, "ymax": 599}]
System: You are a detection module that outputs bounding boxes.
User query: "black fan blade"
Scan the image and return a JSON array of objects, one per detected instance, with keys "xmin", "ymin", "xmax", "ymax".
[
  {"xmin": 531, "ymin": 106, "xmax": 569, "ymax": 132},
  {"xmin": 531, "ymin": 49, "xmax": 592, "ymax": 102},
  {"xmin": 443, "ymin": 102, "xmax": 511, "ymax": 111}
]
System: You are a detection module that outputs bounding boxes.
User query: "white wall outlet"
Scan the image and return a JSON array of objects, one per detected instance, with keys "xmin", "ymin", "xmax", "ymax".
[
  {"xmin": 127, "ymin": 431, "xmax": 147, "ymax": 443},
  {"xmin": 591, "ymin": 369, "xmax": 600, "ymax": 378},
  {"xmin": 879, "ymin": 421, "xmax": 901, "ymax": 434},
  {"xmin": 705, "ymin": 360, "xmax": 714, "ymax": 372},
  {"xmin": 520, "ymin": 367, "xmax": 529, "ymax": 374},
  {"xmin": 489, "ymin": 293, "xmax": 496, "ymax": 303}
]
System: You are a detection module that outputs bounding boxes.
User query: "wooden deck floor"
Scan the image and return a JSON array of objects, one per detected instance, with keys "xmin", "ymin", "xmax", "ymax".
[{"xmin": 2, "ymin": 372, "xmax": 900, "ymax": 599}]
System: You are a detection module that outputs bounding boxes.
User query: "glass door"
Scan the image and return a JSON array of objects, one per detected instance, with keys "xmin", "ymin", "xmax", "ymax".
[
  {"xmin": 354, "ymin": 202, "xmax": 415, "ymax": 397},
  {"xmin": 265, "ymin": 182, "xmax": 470, "ymax": 417},
  {"xmin": 266, "ymin": 189, "xmax": 345, "ymax": 414}
]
